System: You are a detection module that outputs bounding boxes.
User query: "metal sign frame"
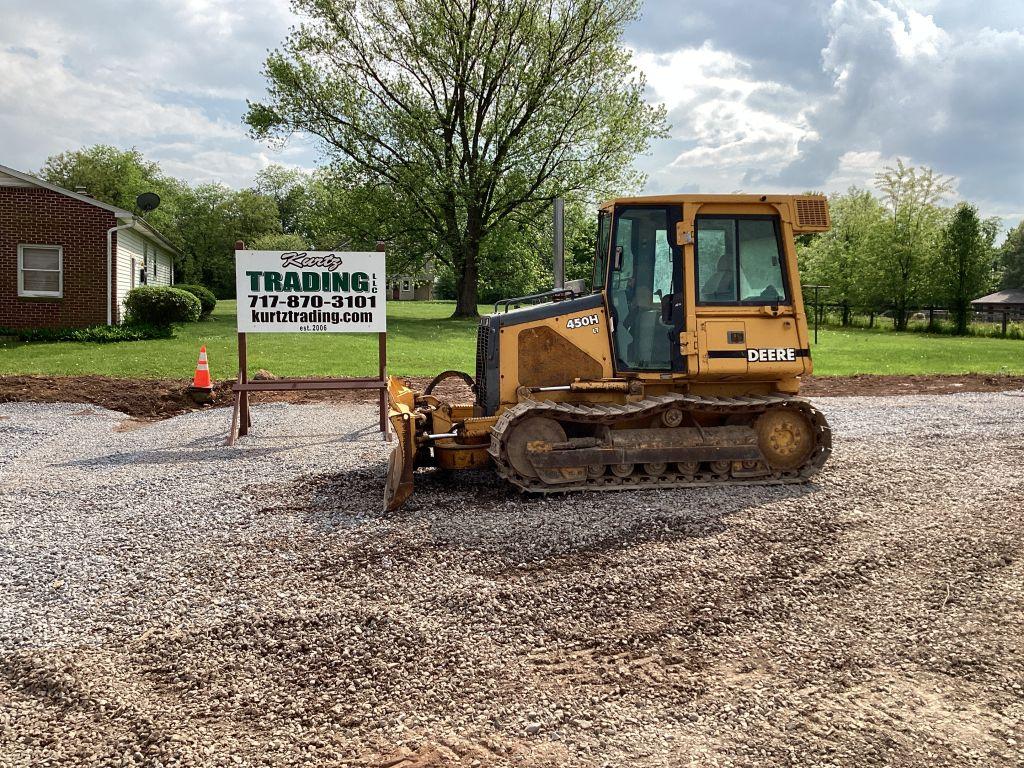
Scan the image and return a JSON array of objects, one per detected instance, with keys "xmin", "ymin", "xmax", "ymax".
[{"xmin": 226, "ymin": 241, "xmax": 390, "ymax": 446}]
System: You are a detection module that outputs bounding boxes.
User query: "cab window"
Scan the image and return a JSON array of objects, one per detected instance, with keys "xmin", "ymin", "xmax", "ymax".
[{"xmin": 696, "ymin": 216, "xmax": 788, "ymax": 304}]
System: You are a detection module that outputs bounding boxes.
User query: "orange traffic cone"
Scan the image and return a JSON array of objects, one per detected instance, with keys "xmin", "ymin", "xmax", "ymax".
[{"xmin": 188, "ymin": 345, "xmax": 214, "ymax": 401}]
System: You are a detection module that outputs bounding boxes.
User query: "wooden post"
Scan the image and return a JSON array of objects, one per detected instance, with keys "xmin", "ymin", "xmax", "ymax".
[
  {"xmin": 376, "ymin": 240, "xmax": 390, "ymax": 442},
  {"xmin": 238, "ymin": 331, "xmax": 250, "ymax": 436},
  {"xmin": 237, "ymin": 240, "xmax": 251, "ymax": 437},
  {"xmin": 1002, "ymin": 311, "xmax": 1009, "ymax": 336}
]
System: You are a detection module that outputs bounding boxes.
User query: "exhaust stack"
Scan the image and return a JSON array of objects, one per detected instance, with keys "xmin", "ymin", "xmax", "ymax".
[{"xmin": 553, "ymin": 197, "xmax": 564, "ymax": 290}]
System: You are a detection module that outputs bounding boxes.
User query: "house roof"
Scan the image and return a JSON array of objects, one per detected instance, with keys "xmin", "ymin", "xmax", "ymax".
[
  {"xmin": 972, "ymin": 289, "xmax": 1024, "ymax": 305},
  {"xmin": 0, "ymin": 162, "xmax": 181, "ymax": 257}
]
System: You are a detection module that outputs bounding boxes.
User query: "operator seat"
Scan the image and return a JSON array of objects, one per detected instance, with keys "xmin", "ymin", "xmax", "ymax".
[{"xmin": 703, "ymin": 253, "xmax": 735, "ymax": 302}]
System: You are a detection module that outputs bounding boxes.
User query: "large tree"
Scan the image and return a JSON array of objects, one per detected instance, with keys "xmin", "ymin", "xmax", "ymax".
[
  {"xmin": 254, "ymin": 164, "xmax": 310, "ymax": 236},
  {"xmin": 246, "ymin": 0, "xmax": 665, "ymax": 317},
  {"xmin": 934, "ymin": 202, "xmax": 998, "ymax": 334},
  {"xmin": 39, "ymin": 145, "xmax": 185, "ymax": 251},
  {"xmin": 798, "ymin": 187, "xmax": 889, "ymax": 323},
  {"xmin": 999, "ymin": 220, "xmax": 1024, "ymax": 289},
  {"xmin": 435, "ymin": 194, "xmax": 597, "ymax": 305},
  {"xmin": 874, "ymin": 160, "xmax": 951, "ymax": 330}
]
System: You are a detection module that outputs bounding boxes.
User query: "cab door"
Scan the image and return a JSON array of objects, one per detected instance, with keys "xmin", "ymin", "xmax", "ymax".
[
  {"xmin": 607, "ymin": 205, "xmax": 686, "ymax": 373},
  {"xmin": 694, "ymin": 214, "xmax": 804, "ymax": 376}
]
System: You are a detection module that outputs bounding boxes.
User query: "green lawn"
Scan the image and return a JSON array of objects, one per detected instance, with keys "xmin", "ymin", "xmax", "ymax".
[
  {"xmin": 809, "ymin": 326, "xmax": 1024, "ymax": 376},
  {"xmin": 1, "ymin": 300, "xmax": 1022, "ymax": 378},
  {"xmin": 0, "ymin": 301, "xmax": 480, "ymax": 379}
]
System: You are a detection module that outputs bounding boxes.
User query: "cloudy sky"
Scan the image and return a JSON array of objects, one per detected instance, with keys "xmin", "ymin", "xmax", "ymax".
[{"xmin": 2, "ymin": 0, "xmax": 1022, "ymax": 231}]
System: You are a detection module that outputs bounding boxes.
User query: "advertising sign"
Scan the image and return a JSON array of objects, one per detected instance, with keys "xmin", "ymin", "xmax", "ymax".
[{"xmin": 235, "ymin": 250, "xmax": 386, "ymax": 333}]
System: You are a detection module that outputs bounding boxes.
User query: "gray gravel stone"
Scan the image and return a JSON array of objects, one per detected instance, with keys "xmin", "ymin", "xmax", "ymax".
[{"xmin": 1, "ymin": 392, "xmax": 1023, "ymax": 767}]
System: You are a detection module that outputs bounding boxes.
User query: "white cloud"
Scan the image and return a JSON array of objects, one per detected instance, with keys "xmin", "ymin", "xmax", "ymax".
[
  {"xmin": 0, "ymin": 0, "xmax": 315, "ymax": 188},
  {"xmin": 0, "ymin": 0, "xmax": 1022, "ymax": 235},
  {"xmin": 0, "ymin": 44, "xmax": 239, "ymax": 143},
  {"xmin": 630, "ymin": 43, "xmax": 813, "ymax": 194},
  {"xmin": 626, "ymin": 0, "xmax": 1024, "ymax": 234}
]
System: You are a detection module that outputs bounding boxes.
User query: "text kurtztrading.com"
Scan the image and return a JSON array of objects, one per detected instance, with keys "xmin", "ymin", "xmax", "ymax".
[{"xmin": 250, "ymin": 309, "xmax": 375, "ymax": 325}]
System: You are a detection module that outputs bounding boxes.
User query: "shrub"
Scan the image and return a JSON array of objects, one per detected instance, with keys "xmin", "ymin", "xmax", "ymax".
[
  {"xmin": 172, "ymin": 283, "xmax": 217, "ymax": 318},
  {"xmin": 0, "ymin": 323, "xmax": 173, "ymax": 343},
  {"xmin": 124, "ymin": 286, "xmax": 201, "ymax": 325}
]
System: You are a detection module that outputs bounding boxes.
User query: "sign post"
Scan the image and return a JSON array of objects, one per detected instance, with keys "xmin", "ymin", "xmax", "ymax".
[{"xmin": 227, "ymin": 242, "xmax": 390, "ymax": 445}]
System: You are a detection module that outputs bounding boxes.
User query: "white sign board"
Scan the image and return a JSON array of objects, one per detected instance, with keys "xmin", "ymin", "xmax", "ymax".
[{"xmin": 235, "ymin": 250, "xmax": 386, "ymax": 333}]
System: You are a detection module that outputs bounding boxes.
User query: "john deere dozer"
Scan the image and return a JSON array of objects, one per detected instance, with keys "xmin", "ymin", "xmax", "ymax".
[{"xmin": 385, "ymin": 194, "xmax": 833, "ymax": 510}]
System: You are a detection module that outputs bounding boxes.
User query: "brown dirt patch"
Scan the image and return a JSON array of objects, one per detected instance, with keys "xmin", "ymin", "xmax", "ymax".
[
  {"xmin": 0, "ymin": 375, "xmax": 402, "ymax": 420},
  {"xmin": 0, "ymin": 373, "xmax": 1021, "ymax": 420},
  {"xmin": 803, "ymin": 372, "xmax": 1024, "ymax": 397}
]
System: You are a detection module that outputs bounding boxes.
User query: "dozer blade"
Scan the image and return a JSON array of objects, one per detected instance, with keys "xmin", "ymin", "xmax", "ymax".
[{"xmin": 383, "ymin": 377, "xmax": 418, "ymax": 511}]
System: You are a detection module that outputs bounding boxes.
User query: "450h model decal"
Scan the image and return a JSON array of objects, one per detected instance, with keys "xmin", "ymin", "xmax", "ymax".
[{"xmin": 566, "ymin": 313, "xmax": 600, "ymax": 330}]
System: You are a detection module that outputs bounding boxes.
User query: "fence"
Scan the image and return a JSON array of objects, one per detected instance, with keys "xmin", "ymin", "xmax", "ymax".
[{"xmin": 803, "ymin": 298, "xmax": 1023, "ymax": 337}]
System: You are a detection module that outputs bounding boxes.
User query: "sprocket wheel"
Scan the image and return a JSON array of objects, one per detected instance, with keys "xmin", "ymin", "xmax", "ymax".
[{"xmin": 756, "ymin": 407, "xmax": 815, "ymax": 471}]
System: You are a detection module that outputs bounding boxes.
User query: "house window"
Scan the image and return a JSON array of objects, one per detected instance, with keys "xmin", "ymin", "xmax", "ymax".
[
  {"xmin": 18, "ymin": 245, "xmax": 63, "ymax": 298},
  {"xmin": 402, "ymin": 279, "xmax": 411, "ymax": 291}
]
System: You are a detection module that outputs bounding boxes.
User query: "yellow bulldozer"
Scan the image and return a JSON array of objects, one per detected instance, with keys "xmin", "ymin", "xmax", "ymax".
[{"xmin": 384, "ymin": 194, "xmax": 833, "ymax": 510}]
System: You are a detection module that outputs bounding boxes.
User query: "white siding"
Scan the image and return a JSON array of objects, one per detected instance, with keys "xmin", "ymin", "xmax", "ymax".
[
  {"xmin": 145, "ymin": 241, "xmax": 174, "ymax": 287},
  {"xmin": 115, "ymin": 229, "xmax": 176, "ymax": 322},
  {"xmin": 115, "ymin": 229, "xmax": 144, "ymax": 321}
]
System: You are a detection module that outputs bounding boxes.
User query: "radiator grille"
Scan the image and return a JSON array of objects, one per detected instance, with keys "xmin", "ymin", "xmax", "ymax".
[
  {"xmin": 794, "ymin": 196, "xmax": 830, "ymax": 231},
  {"xmin": 475, "ymin": 321, "xmax": 491, "ymax": 410}
]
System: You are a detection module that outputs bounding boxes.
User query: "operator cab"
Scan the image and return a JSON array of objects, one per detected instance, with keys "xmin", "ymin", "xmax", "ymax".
[{"xmin": 595, "ymin": 195, "xmax": 817, "ymax": 378}]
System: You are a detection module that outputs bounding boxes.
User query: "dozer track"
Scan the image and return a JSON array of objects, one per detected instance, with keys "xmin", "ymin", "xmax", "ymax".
[{"xmin": 488, "ymin": 393, "xmax": 832, "ymax": 494}]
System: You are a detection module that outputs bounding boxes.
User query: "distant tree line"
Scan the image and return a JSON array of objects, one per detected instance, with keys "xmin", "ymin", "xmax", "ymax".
[{"xmin": 799, "ymin": 159, "xmax": 1024, "ymax": 334}]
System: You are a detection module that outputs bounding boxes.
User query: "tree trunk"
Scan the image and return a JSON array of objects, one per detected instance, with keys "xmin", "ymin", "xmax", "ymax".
[
  {"xmin": 953, "ymin": 300, "xmax": 969, "ymax": 335},
  {"xmin": 894, "ymin": 304, "xmax": 908, "ymax": 332},
  {"xmin": 452, "ymin": 238, "xmax": 480, "ymax": 318}
]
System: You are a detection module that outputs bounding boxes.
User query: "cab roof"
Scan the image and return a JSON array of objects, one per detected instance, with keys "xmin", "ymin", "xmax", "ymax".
[
  {"xmin": 598, "ymin": 193, "xmax": 821, "ymax": 211},
  {"xmin": 598, "ymin": 194, "xmax": 831, "ymax": 233}
]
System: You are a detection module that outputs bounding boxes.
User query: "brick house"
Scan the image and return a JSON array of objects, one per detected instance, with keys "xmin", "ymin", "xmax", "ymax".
[{"xmin": 0, "ymin": 163, "xmax": 179, "ymax": 329}]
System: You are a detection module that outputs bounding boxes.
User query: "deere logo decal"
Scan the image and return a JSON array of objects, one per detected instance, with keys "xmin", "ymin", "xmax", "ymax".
[{"xmin": 747, "ymin": 348, "xmax": 797, "ymax": 362}]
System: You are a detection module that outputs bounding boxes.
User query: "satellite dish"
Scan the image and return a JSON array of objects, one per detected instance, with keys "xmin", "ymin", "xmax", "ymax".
[{"xmin": 136, "ymin": 192, "xmax": 161, "ymax": 213}]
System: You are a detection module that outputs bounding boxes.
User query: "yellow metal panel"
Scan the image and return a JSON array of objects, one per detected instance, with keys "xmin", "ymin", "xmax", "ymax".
[
  {"xmin": 742, "ymin": 316, "xmax": 808, "ymax": 376},
  {"xmin": 497, "ymin": 303, "xmax": 614, "ymax": 406},
  {"xmin": 700, "ymin": 320, "xmax": 747, "ymax": 374}
]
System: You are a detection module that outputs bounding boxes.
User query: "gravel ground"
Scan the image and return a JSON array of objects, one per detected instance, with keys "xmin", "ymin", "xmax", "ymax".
[{"xmin": 1, "ymin": 393, "xmax": 1023, "ymax": 767}]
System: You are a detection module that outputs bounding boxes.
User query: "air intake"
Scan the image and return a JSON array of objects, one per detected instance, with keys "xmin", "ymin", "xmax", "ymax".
[{"xmin": 793, "ymin": 196, "xmax": 830, "ymax": 232}]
